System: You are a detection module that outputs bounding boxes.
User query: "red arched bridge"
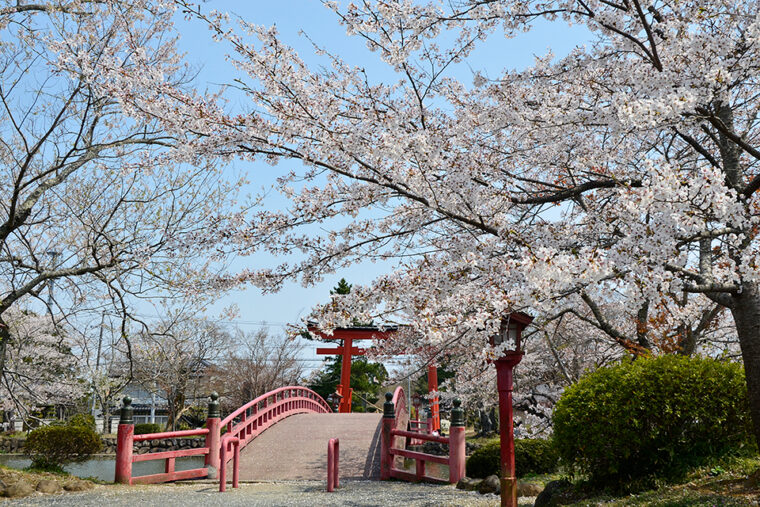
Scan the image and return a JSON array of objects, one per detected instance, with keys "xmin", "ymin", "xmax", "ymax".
[{"xmin": 113, "ymin": 386, "xmax": 465, "ymax": 491}]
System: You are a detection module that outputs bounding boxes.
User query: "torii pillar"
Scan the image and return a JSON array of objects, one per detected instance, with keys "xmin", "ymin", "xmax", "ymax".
[
  {"xmin": 428, "ymin": 365, "xmax": 440, "ymax": 433},
  {"xmin": 309, "ymin": 324, "xmax": 397, "ymax": 413}
]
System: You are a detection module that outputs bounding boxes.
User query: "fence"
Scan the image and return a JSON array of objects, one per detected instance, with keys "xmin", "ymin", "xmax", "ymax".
[
  {"xmin": 114, "ymin": 387, "xmax": 330, "ymax": 487},
  {"xmin": 380, "ymin": 387, "xmax": 465, "ymax": 484}
]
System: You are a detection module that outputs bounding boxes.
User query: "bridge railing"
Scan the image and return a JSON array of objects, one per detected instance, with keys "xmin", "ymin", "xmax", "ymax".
[
  {"xmin": 114, "ymin": 396, "xmax": 216, "ymax": 485},
  {"xmin": 380, "ymin": 387, "xmax": 465, "ymax": 484},
  {"xmin": 219, "ymin": 386, "xmax": 331, "ymax": 466},
  {"xmin": 115, "ymin": 387, "xmax": 331, "ymax": 486}
]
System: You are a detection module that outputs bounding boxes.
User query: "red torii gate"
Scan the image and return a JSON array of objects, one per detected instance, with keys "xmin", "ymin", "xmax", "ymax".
[{"xmin": 308, "ymin": 323, "xmax": 440, "ymax": 428}]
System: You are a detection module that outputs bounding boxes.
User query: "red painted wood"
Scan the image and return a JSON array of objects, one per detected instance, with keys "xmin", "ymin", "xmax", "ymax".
[
  {"xmin": 415, "ymin": 456, "xmax": 425, "ymax": 480},
  {"xmin": 315, "ymin": 346, "xmax": 366, "ymax": 355},
  {"xmin": 165, "ymin": 457, "xmax": 175, "ymax": 475},
  {"xmin": 448, "ymin": 425, "xmax": 466, "ymax": 483},
  {"xmin": 133, "ymin": 428, "xmax": 209, "ymax": 441},
  {"xmin": 327, "ymin": 438, "xmax": 339, "ymax": 492},
  {"xmin": 428, "ymin": 366, "xmax": 440, "ymax": 433},
  {"xmin": 389, "ymin": 469, "xmax": 449, "ymax": 484},
  {"xmin": 219, "ymin": 436, "xmax": 239, "ymax": 492},
  {"xmin": 380, "ymin": 416, "xmax": 393, "ymax": 480},
  {"xmin": 205, "ymin": 416, "xmax": 220, "ymax": 473},
  {"xmin": 132, "ymin": 447, "xmax": 208, "ymax": 462},
  {"xmin": 389, "ymin": 448, "xmax": 449, "ymax": 465},
  {"xmin": 390, "ymin": 429, "xmax": 449, "ymax": 444},
  {"xmin": 496, "ymin": 354, "xmax": 522, "ymax": 507},
  {"xmin": 114, "ymin": 423, "xmax": 133, "ymax": 484},
  {"xmin": 131, "ymin": 467, "xmax": 207, "ymax": 485},
  {"xmin": 233, "ymin": 438, "xmax": 240, "ymax": 489},
  {"xmin": 307, "ymin": 326, "xmax": 396, "ymax": 341}
]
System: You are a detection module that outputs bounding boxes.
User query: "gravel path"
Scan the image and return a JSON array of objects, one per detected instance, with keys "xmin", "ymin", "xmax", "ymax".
[{"xmin": 8, "ymin": 479, "xmax": 537, "ymax": 506}]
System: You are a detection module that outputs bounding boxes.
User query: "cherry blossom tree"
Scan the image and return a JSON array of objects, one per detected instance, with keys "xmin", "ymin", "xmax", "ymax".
[
  {"xmin": 0, "ymin": 0, "xmax": 246, "ymax": 384},
  {"xmin": 114, "ymin": 1, "xmax": 760, "ymax": 441},
  {"xmin": 0, "ymin": 308, "xmax": 83, "ymax": 424}
]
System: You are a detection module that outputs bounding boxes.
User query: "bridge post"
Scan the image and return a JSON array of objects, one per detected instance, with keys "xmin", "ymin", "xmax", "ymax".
[
  {"xmin": 380, "ymin": 392, "xmax": 394, "ymax": 480},
  {"xmin": 205, "ymin": 392, "xmax": 221, "ymax": 478},
  {"xmin": 449, "ymin": 399, "xmax": 466, "ymax": 484},
  {"xmin": 114, "ymin": 396, "xmax": 134, "ymax": 484}
]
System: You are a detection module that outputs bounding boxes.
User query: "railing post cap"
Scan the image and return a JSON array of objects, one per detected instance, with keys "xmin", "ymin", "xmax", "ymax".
[
  {"xmin": 208, "ymin": 391, "xmax": 221, "ymax": 418},
  {"xmin": 451, "ymin": 398, "xmax": 465, "ymax": 427},
  {"xmin": 119, "ymin": 396, "xmax": 133, "ymax": 425},
  {"xmin": 383, "ymin": 392, "xmax": 395, "ymax": 418}
]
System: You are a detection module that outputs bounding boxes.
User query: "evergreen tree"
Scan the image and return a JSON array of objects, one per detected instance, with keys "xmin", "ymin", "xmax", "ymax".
[{"xmin": 307, "ymin": 279, "xmax": 388, "ymax": 411}]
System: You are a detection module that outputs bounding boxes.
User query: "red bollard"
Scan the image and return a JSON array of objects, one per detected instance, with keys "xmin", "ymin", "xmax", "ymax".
[
  {"xmin": 327, "ymin": 438, "xmax": 340, "ymax": 492},
  {"xmin": 219, "ymin": 436, "xmax": 240, "ymax": 492}
]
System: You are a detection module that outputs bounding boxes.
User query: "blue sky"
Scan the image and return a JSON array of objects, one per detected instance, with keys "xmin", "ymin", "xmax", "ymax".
[{"xmin": 171, "ymin": 1, "xmax": 593, "ymax": 368}]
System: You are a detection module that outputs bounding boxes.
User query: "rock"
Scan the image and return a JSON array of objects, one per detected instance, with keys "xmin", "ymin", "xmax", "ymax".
[
  {"xmin": 206, "ymin": 465, "xmax": 217, "ymax": 480},
  {"xmin": 5, "ymin": 480, "xmax": 34, "ymax": 498},
  {"xmin": 137, "ymin": 446, "xmax": 150, "ymax": 454},
  {"xmin": 456, "ymin": 477, "xmax": 482, "ymax": 491},
  {"xmin": 36, "ymin": 479, "xmax": 63, "ymax": 494},
  {"xmin": 517, "ymin": 481, "xmax": 543, "ymax": 497},
  {"xmin": 63, "ymin": 481, "xmax": 94, "ymax": 492},
  {"xmin": 534, "ymin": 479, "xmax": 572, "ymax": 507},
  {"xmin": 478, "ymin": 474, "xmax": 501, "ymax": 495}
]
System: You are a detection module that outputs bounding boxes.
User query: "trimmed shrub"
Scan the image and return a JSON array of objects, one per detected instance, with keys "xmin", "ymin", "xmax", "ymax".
[
  {"xmin": 25, "ymin": 425, "xmax": 102, "ymax": 468},
  {"xmin": 553, "ymin": 355, "xmax": 753, "ymax": 488},
  {"xmin": 68, "ymin": 413, "xmax": 96, "ymax": 431},
  {"xmin": 134, "ymin": 423, "xmax": 163, "ymax": 435},
  {"xmin": 466, "ymin": 438, "xmax": 559, "ymax": 478}
]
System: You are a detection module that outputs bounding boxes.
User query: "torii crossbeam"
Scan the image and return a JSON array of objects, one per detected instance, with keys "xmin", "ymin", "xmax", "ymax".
[{"xmin": 308, "ymin": 324, "xmax": 397, "ymax": 413}]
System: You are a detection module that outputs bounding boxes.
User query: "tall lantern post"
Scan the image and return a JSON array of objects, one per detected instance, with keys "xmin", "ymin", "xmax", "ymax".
[{"xmin": 489, "ymin": 312, "xmax": 533, "ymax": 507}]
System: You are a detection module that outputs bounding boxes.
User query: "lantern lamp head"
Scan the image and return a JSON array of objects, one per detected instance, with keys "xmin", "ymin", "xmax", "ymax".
[{"xmin": 489, "ymin": 312, "xmax": 534, "ymax": 357}]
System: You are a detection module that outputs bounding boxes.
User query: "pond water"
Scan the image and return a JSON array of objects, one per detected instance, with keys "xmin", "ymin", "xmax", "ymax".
[{"xmin": 0, "ymin": 454, "xmax": 206, "ymax": 482}]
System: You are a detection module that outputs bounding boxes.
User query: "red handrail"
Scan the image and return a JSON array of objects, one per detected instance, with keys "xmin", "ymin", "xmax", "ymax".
[
  {"xmin": 116, "ymin": 386, "xmax": 331, "ymax": 487},
  {"xmin": 221, "ymin": 386, "xmax": 330, "ymax": 427},
  {"xmin": 217, "ymin": 386, "xmax": 331, "ymax": 490}
]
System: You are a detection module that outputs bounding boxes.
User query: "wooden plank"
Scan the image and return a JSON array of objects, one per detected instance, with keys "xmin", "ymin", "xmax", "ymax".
[
  {"xmin": 390, "ymin": 429, "xmax": 449, "ymax": 444},
  {"xmin": 133, "ymin": 428, "xmax": 209, "ymax": 441},
  {"xmin": 132, "ymin": 447, "xmax": 208, "ymax": 462},
  {"xmin": 389, "ymin": 468, "xmax": 449, "ymax": 484},
  {"xmin": 130, "ymin": 467, "xmax": 208, "ymax": 485},
  {"xmin": 389, "ymin": 448, "xmax": 449, "ymax": 465},
  {"xmin": 315, "ymin": 347, "xmax": 365, "ymax": 355}
]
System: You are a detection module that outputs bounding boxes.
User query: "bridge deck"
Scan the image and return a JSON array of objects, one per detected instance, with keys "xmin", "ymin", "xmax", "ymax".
[{"xmin": 229, "ymin": 413, "xmax": 382, "ymax": 480}]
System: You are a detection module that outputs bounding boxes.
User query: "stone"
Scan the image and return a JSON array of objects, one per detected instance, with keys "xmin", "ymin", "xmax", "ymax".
[
  {"xmin": 517, "ymin": 481, "xmax": 543, "ymax": 497},
  {"xmin": 534, "ymin": 479, "xmax": 572, "ymax": 507},
  {"xmin": 206, "ymin": 465, "xmax": 217, "ymax": 480},
  {"xmin": 36, "ymin": 479, "xmax": 63, "ymax": 494},
  {"xmin": 63, "ymin": 481, "xmax": 94, "ymax": 492},
  {"xmin": 477, "ymin": 474, "xmax": 501, "ymax": 495},
  {"xmin": 456, "ymin": 477, "xmax": 482, "ymax": 491},
  {"xmin": 5, "ymin": 480, "xmax": 34, "ymax": 498},
  {"xmin": 137, "ymin": 446, "xmax": 150, "ymax": 454}
]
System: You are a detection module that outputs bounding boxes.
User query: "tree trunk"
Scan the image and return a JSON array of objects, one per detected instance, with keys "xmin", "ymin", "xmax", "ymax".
[{"xmin": 730, "ymin": 282, "xmax": 760, "ymax": 446}]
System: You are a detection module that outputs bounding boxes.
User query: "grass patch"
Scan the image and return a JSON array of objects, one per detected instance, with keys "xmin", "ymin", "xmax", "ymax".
[
  {"xmin": 24, "ymin": 462, "xmax": 68, "ymax": 475},
  {"xmin": 556, "ymin": 455, "xmax": 760, "ymax": 506}
]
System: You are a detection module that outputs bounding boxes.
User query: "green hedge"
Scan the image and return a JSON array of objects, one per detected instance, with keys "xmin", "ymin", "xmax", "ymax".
[
  {"xmin": 134, "ymin": 423, "xmax": 163, "ymax": 435},
  {"xmin": 553, "ymin": 355, "xmax": 753, "ymax": 488},
  {"xmin": 26, "ymin": 425, "xmax": 102, "ymax": 468},
  {"xmin": 466, "ymin": 438, "xmax": 559, "ymax": 478},
  {"xmin": 68, "ymin": 413, "xmax": 96, "ymax": 431}
]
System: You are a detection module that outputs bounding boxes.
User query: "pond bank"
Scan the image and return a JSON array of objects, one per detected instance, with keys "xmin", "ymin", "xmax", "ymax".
[{"xmin": 0, "ymin": 454, "xmax": 205, "ymax": 482}]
